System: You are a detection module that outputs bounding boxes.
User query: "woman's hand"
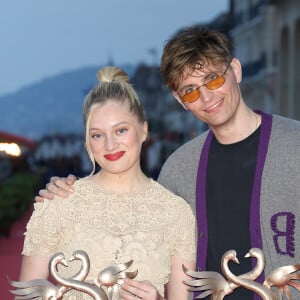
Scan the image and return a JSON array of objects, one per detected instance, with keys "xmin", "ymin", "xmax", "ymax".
[
  {"xmin": 120, "ymin": 278, "xmax": 164, "ymax": 300},
  {"xmin": 34, "ymin": 174, "xmax": 77, "ymax": 202}
]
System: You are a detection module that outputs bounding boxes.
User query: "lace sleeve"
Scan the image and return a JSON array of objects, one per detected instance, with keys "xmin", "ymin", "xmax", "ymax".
[
  {"xmin": 169, "ymin": 200, "xmax": 196, "ymax": 262},
  {"xmin": 22, "ymin": 199, "xmax": 60, "ymax": 256}
]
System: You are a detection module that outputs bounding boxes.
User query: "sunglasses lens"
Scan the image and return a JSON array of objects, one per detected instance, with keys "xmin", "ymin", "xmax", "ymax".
[
  {"xmin": 206, "ymin": 76, "xmax": 225, "ymax": 90},
  {"xmin": 182, "ymin": 90, "xmax": 200, "ymax": 103},
  {"xmin": 181, "ymin": 74, "xmax": 226, "ymax": 103}
]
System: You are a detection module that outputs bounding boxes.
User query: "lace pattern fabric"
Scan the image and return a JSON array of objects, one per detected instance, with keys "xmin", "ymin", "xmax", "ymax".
[{"xmin": 23, "ymin": 177, "xmax": 196, "ymax": 299}]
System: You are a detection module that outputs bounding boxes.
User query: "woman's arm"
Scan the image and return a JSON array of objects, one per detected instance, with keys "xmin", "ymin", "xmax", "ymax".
[
  {"xmin": 18, "ymin": 255, "xmax": 50, "ymax": 281},
  {"xmin": 11, "ymin": 256, "xmax": 51, "ymax": 300},
  {"xmin": 166, "ymin": 255, "xmax": 195, "ymax": 300}
]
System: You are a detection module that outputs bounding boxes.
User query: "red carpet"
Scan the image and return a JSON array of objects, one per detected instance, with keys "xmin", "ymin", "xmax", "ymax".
[{"xmin": 0, "ymin": 205, "xmax": 33, "ymax": 300}]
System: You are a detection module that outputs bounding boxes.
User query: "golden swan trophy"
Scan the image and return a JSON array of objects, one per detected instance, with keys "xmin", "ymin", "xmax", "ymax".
[
  {"xmin": 9, "ymin": 250, "xmax": 138, "ymax": 300},
  {"xmin": 183, "ymin": 248, "xmax": 300, "ymax": 300}
]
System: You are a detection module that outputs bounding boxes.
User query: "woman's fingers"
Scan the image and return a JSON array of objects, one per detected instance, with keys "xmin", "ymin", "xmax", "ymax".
[{"xmin": 121, "ymin": 279, "xmax": 162, "ymax": 299}]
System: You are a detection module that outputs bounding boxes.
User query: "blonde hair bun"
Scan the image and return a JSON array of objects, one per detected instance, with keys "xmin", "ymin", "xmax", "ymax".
[{"xmin": 97, "ymin": 66, "xmax": 130, "ymax": 83}]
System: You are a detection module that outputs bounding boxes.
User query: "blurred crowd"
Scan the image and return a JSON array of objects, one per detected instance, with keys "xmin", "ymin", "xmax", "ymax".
[
  {"xmin": 29, "ymin": 133, "xmax": 91, "ymax": 184},
  {"xmin": 27, "ymin": 131, "xmax": 186, "ymax": 183}
]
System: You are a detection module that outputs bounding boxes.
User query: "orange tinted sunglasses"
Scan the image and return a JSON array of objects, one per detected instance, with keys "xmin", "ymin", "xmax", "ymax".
[{"xmin": 180, "ymin": 60, "xmax": 232, "ymax": 103}]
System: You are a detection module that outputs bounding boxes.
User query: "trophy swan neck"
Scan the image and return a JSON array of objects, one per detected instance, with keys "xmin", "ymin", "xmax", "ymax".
[
  {"xmin": 221, "ymin": 250, "xmax": 276, "ymax": 300},
  {"xmin": 50, "ymin": 252, "xmax": 108, "ymax": 300},
  {"xmin": 242, "ymin": 248, "xmax": 265, "ymax": 281},
  {"xmin": 69, "ymin": 250, "xmax": 91, "ymax": 281}
]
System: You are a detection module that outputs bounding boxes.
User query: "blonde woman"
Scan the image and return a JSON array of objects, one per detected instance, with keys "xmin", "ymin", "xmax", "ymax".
[{"xmin": 18, "ymin": 66, "xmax": 196, "ymax": 300}]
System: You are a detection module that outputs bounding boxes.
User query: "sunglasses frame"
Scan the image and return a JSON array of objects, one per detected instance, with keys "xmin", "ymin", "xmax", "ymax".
[{"xmin": 179, "ymin": 60, "xmax": 232, "ymax": 104}]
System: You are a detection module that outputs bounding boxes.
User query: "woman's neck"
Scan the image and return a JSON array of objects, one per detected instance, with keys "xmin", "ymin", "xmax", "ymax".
[{"xmin": 94, "ymin": 169, "xmax": 149, "ymax": 194}]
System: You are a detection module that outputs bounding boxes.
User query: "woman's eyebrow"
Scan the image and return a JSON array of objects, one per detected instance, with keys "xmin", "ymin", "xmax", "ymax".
[{"xmin": 89, "ymin": 121, "xmax": 129, "ymax": 131}]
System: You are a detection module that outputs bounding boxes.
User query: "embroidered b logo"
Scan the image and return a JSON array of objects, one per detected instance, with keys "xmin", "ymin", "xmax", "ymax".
[{"xmin": 271, "ymin": 212, "xmax": 295, "ymax": 258}]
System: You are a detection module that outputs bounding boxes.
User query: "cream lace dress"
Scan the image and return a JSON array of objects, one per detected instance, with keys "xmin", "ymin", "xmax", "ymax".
[{"xmin": 23, "ymin": 177, "xmax": 196, "ymax": 299}]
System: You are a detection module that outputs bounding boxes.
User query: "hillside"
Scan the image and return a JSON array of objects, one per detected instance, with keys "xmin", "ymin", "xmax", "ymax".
[{"xmin": 0, "ymin": 65, "xmax": 136, "ymax": 140}]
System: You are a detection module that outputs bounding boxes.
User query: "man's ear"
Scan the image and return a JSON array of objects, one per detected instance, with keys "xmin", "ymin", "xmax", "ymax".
[
  {"xmin": 230, "ymin": 57, "xmax": 242, "ymax": 84},
  {"xmin": 172, "ymin": 91, "xmax": 188, "ymax": 110}
]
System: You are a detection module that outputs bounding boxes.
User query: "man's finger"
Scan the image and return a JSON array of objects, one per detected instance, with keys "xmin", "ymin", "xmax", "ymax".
[
  {"xmin": 34, "ymin": 195, "xmax": 44, "ymax": 202},
  {"xmin": 51, "ymin": 176, "xmax": 75, "ymax": 192},
  {"xmin": 48, "ymin": 179, "xmax": 73, "ymax": 193},
  {"xmin": 48, "ymin": 185, "xmax": 69, "ymax": 198},
  {"xmin": 50, "ymin": 176, "xmax": 61, "ymax": 183},
  {"xmin": 67, "ymin": 174, "xmax": 77, "ymax": 184},
  {"xmin": 39, "ymin": 189, "xmax": 56, "ymax": 199}
]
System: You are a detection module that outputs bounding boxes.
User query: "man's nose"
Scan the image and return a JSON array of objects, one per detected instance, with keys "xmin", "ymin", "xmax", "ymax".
[{"xmin": 199, "ymin": 85, "xmax": 214, "ymax": 102}]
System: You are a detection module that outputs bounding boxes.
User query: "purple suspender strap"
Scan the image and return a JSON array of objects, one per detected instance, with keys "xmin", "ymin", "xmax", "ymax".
[
  {"xmin": 194, "ymin": 130, "xmax": 213, "ymax": 299},
  {"xmin": 195, "ymin": 130, "xmax": 213, "ymax": 271},
  {"xmin": 195, "ymin": 111, "xmax": 273, "ymax": 300}
]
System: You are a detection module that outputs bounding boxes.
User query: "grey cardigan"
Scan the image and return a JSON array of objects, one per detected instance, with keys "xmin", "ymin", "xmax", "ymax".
[{"xmin": 158, "ymin": 111, "xmax": 300, "ymax": 297}]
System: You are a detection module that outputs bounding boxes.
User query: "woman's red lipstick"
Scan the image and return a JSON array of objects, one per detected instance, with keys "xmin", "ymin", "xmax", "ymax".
[{"xmin": 104, "ymin": 151, "xmax": 125, "ymax": 161}]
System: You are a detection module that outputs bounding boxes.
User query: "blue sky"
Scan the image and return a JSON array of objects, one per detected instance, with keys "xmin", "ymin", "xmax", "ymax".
[{"xmin": 0, "ymin": 1, "xmax": 228, "ymax": 96}]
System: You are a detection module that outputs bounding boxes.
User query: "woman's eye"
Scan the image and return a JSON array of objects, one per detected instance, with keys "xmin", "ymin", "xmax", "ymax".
[
  {"xmin": 91, "ymin": 133, "xmax": 102, "ymax": 139},
  {"xmin": 117, "ymin": 128, "xmax": 127, "ymax": 135}
]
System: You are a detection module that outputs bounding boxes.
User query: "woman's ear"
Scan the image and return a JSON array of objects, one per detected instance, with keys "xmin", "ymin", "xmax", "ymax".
[
  {"xmin": 142, "ymin": 121, "xmax": 149, "ymax": 142},
  {"xmin": 172, "ymin": 91, "xmax": 188, "ymax": 110},
  {"xmin": 230, "ymin": 57, "xmax": 242, "ymax": 84}
]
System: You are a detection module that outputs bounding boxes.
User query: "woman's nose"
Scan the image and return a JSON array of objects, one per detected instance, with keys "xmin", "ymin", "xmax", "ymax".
[{"xmin": 104, "ymin": 135, "xmax": 117, "ymax": 151}]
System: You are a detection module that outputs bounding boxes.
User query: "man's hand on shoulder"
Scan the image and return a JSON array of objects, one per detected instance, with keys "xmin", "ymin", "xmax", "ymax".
[{"xmin": 34, "ymin": 174, "xmax": 77, "ymax": 202}]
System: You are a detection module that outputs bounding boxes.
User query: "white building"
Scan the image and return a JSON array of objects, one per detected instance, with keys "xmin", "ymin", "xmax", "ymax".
[{"xmin": 229, "ymin": 0, "xmax": 300, "ymax": 120}]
